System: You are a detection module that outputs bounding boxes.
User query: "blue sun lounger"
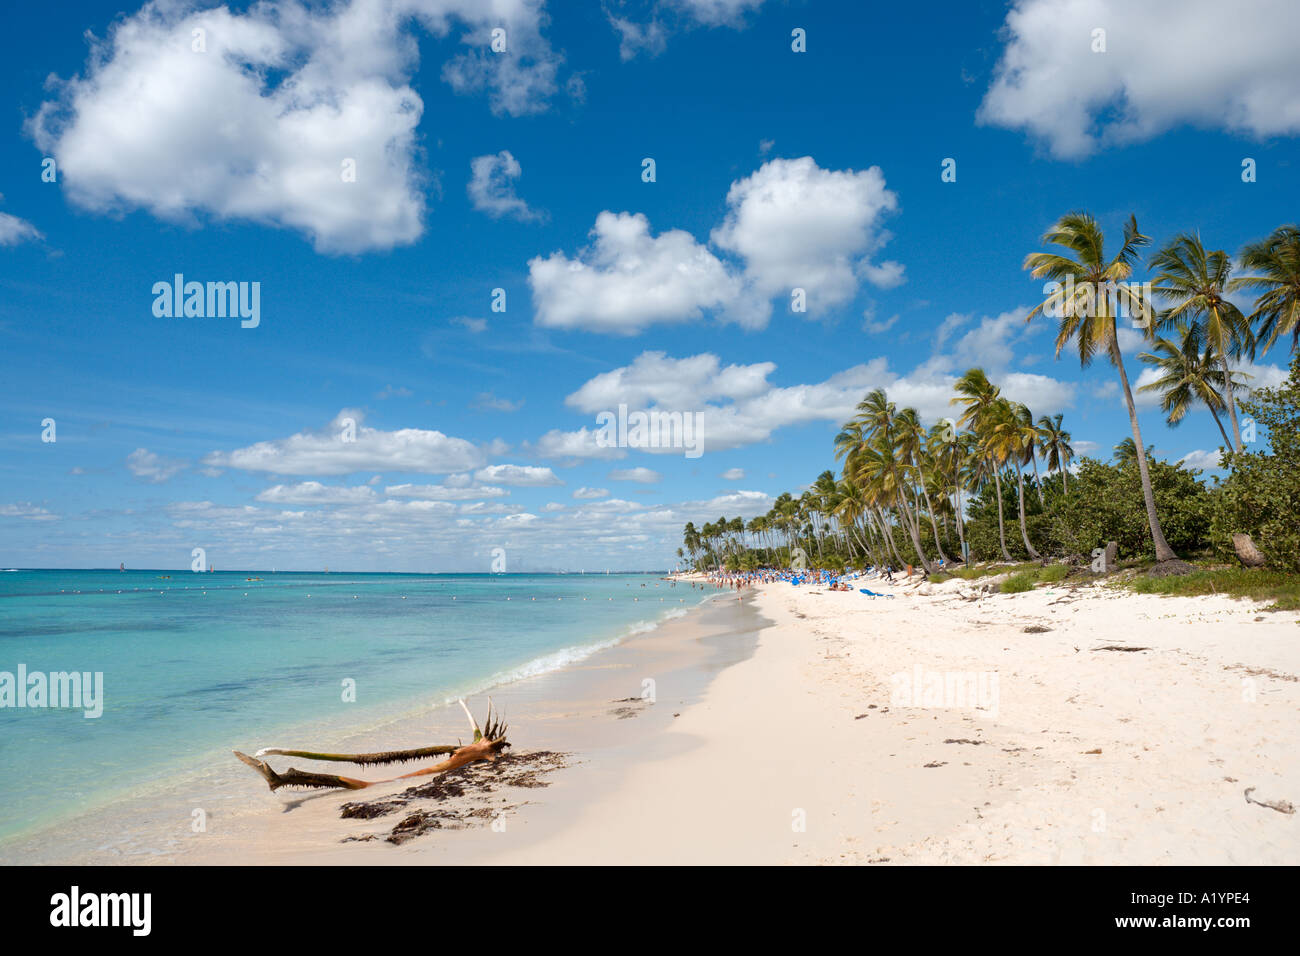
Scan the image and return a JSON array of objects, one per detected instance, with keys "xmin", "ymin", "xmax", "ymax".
[{"xmin": 859, "ymin": 588, "xmax": 895, "ymax": 598}]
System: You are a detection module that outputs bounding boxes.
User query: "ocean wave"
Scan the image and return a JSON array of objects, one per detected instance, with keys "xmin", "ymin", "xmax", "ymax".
[{"xmin": 432, "ymin": 601, "xmax": 698, "ymax": 706}]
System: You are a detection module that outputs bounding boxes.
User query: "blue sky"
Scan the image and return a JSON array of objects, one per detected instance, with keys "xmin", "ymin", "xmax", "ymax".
[{"xmin": 1, "ymin": 0, "xmax": 1297, "ymax": 571}]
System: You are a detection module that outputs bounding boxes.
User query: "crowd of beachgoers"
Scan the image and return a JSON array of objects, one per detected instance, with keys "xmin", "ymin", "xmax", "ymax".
[{"xmin": 686, "ymin": 563, "xmax": 938, "ymax": 595}]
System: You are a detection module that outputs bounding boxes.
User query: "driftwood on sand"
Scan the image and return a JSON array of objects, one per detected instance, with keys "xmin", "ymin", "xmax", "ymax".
[{"xmin": 234, "ymin": 698, "xmax": 510, "ymax": 792}]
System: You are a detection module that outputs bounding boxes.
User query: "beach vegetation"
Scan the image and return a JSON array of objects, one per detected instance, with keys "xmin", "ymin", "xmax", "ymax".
[
  {"xmin": 1120, "ymin": 564, "xmax": 1300, "ymax": 611},
  {"xmin": 1208, "ymin": 353, "xmax": 1300, "ymax": 572},
  {"xmin": 679, "ymin": 219, "xmax": 1300, "ymax": 597}
]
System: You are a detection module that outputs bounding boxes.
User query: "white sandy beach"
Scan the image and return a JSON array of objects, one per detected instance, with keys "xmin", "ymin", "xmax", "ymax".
[
  {"xmin": 14, "ymin": 574, "xmax": 1298, "ymax": 865},
  {"xmin": 438, "ymin": 574, "xmax": 1300, "ymax": 865}
]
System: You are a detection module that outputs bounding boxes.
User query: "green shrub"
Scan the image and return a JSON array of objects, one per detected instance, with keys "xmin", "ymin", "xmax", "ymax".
[
  {"xmin": 999, "ymin": 570, "xmax": 1038, "ymax": 593},
  {"xmin": 1209, "ymin": 355, "xmax": 1300, "ymax": 573},
  {"xmin": 1036, "ymin": 563, "xmax": 1069, "ymax": 584},
  {"xmin": 1048, "ymin": 457, "xmax": 1212, "ymax": 561}
]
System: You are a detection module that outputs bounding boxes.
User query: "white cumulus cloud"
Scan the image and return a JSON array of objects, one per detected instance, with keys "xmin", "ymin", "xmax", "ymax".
[
  {"xmin": 1178, "ymin": 449, "xmax": 1224, "ymax": 472},
  {"xmin": 712, "ymin": 157, "xmax": 903, "ymax": 316},
  {"xmin": 473, "ymin": 463, "xmax": 563, "ymax": 486},
  {"xmin": 528, "ymin": 157, "xmax": 903, "ymax": 333},
  {"xmin": 203, "ymin": 410, "xmax": 484, "ymax": 476},
  {"xmin": 980, "ymin": 0, "xmax": 1300, "ymax": 158},
  {"xmin": 529, "ymin": 211, "xmax": 741, "ymax": 334},
  {"xmin": 30, "ymin": 0, "xmax": 565, "ymax": 253}
]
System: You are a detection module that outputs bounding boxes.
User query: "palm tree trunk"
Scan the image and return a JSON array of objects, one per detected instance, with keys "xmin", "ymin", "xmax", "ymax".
[
  {"xmin": 1112, "ymin": 338, "xmax": 1178, "ymax": 562},
  {"xmin": 952, "ymin": 460, "xmax": 968, "ymax": 561},
  {"xmin": 876, "ymin": 507, "xmax": 907, "ymax": 568},
  {"xmin": 1030, "ymin": 452, "xmax": 1046, "ymax": 508},
  {"xmin": 1015, "ymin": 466, "xmax": 1040, "ymax": 559},
  {"xmin": 917, "ymin": 477, "xmax": 950, "ymax": 564},
  {"xmin": 991, "ymin": 463, "xmax": 1013, "ymax": 561},
  {"xmin": 1220, "ymin": 353, "xmax": 1243, "ymax": 452},
  {"xmin": 895, "ymin": 491, "xmax": 932, "ymax": 572},
  {"xmin": 1208, "ymin": 405, "xmax": 1232, "ymax": 449}
]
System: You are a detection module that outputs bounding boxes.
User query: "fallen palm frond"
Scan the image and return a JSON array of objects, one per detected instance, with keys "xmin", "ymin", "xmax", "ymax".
[
  {"xmin": 251, "ymin": 744, "xmax": 459, "ymax": 766},
  {"xmin": 234, "ymin": 698, "xmax": 510, "ymax": 792}
]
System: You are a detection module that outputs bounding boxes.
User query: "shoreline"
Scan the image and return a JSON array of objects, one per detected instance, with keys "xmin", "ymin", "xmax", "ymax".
[
  {"xmin": 8, "ymin": 571, "xmax": 1298, "ymax": 865},
  {"xmin": 0, "ymin": 581, "xmax": 752, "ymax": 864}
]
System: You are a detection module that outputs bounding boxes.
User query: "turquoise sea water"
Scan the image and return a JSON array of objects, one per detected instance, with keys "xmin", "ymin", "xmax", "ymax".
[{"xmin": 0, "ymin": 569, "xmax": 691, "ymax": 843}]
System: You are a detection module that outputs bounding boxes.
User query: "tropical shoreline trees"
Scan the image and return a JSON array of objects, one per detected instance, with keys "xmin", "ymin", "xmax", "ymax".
[{"xmin": 677, "ymin": 216, "xmax": 1300, "ymax": 576}]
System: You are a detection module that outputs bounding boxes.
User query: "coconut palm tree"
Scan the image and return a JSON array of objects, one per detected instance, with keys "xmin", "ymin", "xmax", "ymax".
[
  {"xmin": 952, "ymin": 368, "xmax": 1013, "ymax": 561},
  {"xmin": 1036, "ymin": 413, "xmax": 1074, "ymax": 494},
  {"xmin": 1231, "ymin": 225, "xmax": 1300, "ymax": 356},
  {"xmin": 1137, "ymin": 319, "xmax": 1248, "ymax": 448},
  {"xmin": 844, "ymin": 436, "xmax": 911, "ymax": 569},
  {"xmin": 842, "ymin": 389, "xmax": 933, "ymax": 571},
  {"xmin": 1024, "ymin": 212, "xmax": 1179, "ymax": 564},
  {"xmin": 930, "ymin": 420, "xmax": 970, "ymax": 562},
  {"xmin": 1012, "ymin": 401, "xmax": 1046, "ymax": 546},
  {"xmin": 1149, "ymin": 232, "xmax": 1254, "ymax": 450},
  {"xmin": 985, "ymin": 399, "xmax": 1041, "ymax": 560},
  {"xmin": 682, "ymin": 522, "xmax": 701, "ymax": 566},
  {"xmin": 833, "ymin": 476, "xmax": 877, "ymax": 564},
  {"xmin": 896, "ymin": 407, "xmax": 950, "ymax": 564},
  {"xmin": 1112, "ymin": 437, "xmax": 1155, "ymax": 465},
  {"xmin": 811, "ymin": 470, "xmax": 841, "ymax": 558}
]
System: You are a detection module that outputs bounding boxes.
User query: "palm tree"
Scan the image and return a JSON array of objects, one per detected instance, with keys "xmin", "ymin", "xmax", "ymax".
[
  {"xmin": 985, "ymin": 399, "xmax": 1041, "ymax": 560},
  {"xmin": 728, "ymin": 516, "xmax": 745, "ymax": 557},
  {"xmin": 842, "ymin": 389, "xmax": 933, "ymax": 571},
  {"xmin": 1021, "ymin": 406, "xmax": 1047, "ymax": 509},
  {"xmin": 1024, "ymin": 212, "xmax": 1179, "ymax": 563},
  {"xmin": 1149, "ymin": 232, "xmax": 1254, "ymax": 450},
  {"xmin": 833, "ymin": 476, "xmax": 877, "ymax": 564},
  {"xmin": 1112, "ymin": 437, "xmax": 1155, "ymax": 465},
  {"xmin": 1036, "ymin": 413, "xmax": 1074, "ymax": 494},
  {"xmin": 841, "ymin": 434, "xmax": 910, "ymax": 569},
  {"xmin": 1137, "ymin": 319, "xmax": 1247, "ymax": 448},
  {"xmin": 772, "ymin": 493, "xmax": 800, "ymax": 563},
  {"xmin": 930, "ymin": 420, "xmax": 970, "ymax": 561},
  {"xmin": 682, "ymin": 522, "xmax": 700, "ymax": 566},
  {"xmin": 811, "ymin": 470, "xmax": 841, "ymax": 558},
  {"xmin": 896, "ymin": 407, "xmax": 950, "ymax": 564},
  {"xmin": 952, "ymin": 368, "xmax": 1013, "ymax": 561},
  {"xmin": 1231, "ymin": 225, "xmax": 1300, "ymax": 356},
  {"xmin": 1011, "ymin": 402, "xmax": 1046, "ymax": 547}
]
